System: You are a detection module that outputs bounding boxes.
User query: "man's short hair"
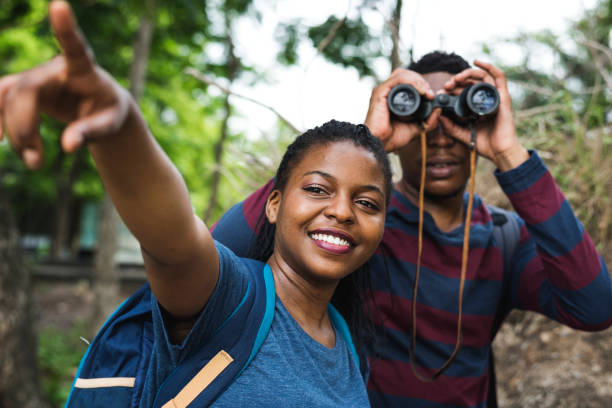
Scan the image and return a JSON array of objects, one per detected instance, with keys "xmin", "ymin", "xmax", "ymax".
[{"xmin": 408, "ymin": 51, "xmax": 470, "ymax": 74}]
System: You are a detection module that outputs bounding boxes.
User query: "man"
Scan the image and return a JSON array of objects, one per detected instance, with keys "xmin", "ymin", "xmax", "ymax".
[{"xmin": 211, "ymin": 51, "xmax": 612, "ymax": 407}]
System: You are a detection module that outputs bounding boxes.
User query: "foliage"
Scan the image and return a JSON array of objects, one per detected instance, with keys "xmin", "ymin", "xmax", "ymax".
[
  {"xmin": 38, "ymin": 323, "xmax": 89, "ymax": 407},
  {"xmin": 274, "ymin": 1, "xmax": 388, "ymax": 79},
  {"xmin": 483, "ymin": 0, "xmax": 612, "ymax": 264},
  {"xmin": 0, "ymin": 0, "xmax": 270, "ymax": 235}
]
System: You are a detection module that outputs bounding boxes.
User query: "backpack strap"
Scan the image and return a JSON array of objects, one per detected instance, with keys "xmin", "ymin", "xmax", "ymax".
[
  {"xmin": 486, "ymin": 204, "xmax": 521, "ymax": 408},
  {"xmin": 487, "ymin": 204, "xmax": 521, "ymax": 335},
  {"xmin": 66, "ymin": 260, "xmax": 275, "ymax": 408},
  {"xmin": 328, "ymin": 304, "xmax": 360, "ymax": 368},
  {"xmin": 153, "ymin": 261, "xmax": 275, "ymax": 408},
  {"xmin": 65, "ymin": 283, "xmax": 154, "ymax": 408}
]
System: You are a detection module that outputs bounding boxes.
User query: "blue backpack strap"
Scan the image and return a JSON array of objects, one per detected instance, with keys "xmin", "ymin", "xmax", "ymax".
[
  {"xmin": 487, "ymin": 204, "xmax": 521, "ymax": 334},
  {"xmin": 328, "ymin": 304, "xmax": 359, "ymax": 368},
  {"xmin": 486, "ymin": 204, "xmax": 521, "ymax": 408},
  {"xmin": 152, "ymin": 260, "xmax": 274, "ymax": 408},
  {"xmin": 66, "ymin": 260, "xmax": 276, "ymax": 408}
]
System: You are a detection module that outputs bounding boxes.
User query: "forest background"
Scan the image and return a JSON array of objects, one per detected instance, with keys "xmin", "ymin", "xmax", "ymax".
[{"xmin": 0, "ymin": 0, "xmax": 610, "ymax": 407}]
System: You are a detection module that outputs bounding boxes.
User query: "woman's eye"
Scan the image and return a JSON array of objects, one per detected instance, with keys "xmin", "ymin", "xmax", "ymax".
[
  {"xmin": 303, "ymin": 185, "xmax": 327, "ymax": 195},
  {"xmin": 356, "ymin": 199, "xmax": 380, "ymax": 211}
]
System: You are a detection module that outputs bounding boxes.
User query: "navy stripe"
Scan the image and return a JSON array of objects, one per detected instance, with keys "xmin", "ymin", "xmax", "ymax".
[
  {"xmin": 495, "ymin": 150, "xmax": 547, "ymax": 194},
  {"xmin": 373, "ymin": 327, "xmax": 489, "ymax": 378},
  {"xmin": 369, "ymin": 255, "xmax": 502, "ymax": 316},
  {"xmin": 549, "ymin": 266, "xmax": 612, "ymax": 325},
  {"xmin": 528, "ymin": 200, "xmax": 585, "ymax": 256}
]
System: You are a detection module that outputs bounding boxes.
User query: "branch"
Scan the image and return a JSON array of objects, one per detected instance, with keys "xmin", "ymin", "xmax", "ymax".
[
  {"xmin": 514, "ymin": 103, "xmax": 567, "ymax": 120},
  {"xmin": 315, "ymin": 16, "xmax": 347, "ymax": 56},
  {"xmin": 511, "ymin": 80, "xmax": 555, "ymax": 97},
  {"xmin": 576, "ymin": 37, "xmax": 612, "ymax": 88},
  {"xmin": 389, "ymin": 0, "xmax": 403, "ymax": 70},
  {"xmin": 185, "ymin": 67, "xmax": 302, "ymax": 135}
]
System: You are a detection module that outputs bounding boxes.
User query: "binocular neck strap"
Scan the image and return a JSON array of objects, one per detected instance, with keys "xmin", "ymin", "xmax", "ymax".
[{"xmin": 409, "ymin": 124, "xmax": 478, "ymax": 382}]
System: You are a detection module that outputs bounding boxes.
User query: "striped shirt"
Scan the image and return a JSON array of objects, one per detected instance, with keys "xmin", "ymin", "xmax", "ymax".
[{"xmin": 211, "ymin": 151, "xmax": 612, "ymax": 407}]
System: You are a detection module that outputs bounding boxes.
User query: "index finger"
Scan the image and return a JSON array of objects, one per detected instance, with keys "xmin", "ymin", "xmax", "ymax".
[
  {"xmin": 386, "ymin": 68, "xmax": 435, "ymax": 99},
  {"xmin": 49, "ymin": 1, "xmax": 95, "ymax": 75},
  {"xmin": 444, "ymin": 67, "xmax": 494, "ymax": 92},
  {"xmin": 473, "ymin": 60, "xmax": 508, "ymax": 89}
]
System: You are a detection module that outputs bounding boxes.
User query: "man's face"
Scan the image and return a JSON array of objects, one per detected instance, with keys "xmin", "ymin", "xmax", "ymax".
[{"xmin": 396, "ymin": 71, "xmax": 470, "ymax": 199}]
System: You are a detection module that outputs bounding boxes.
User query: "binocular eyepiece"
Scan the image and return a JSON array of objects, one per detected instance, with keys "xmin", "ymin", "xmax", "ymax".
[{"xmin": 387, "ymin": 82, "xmax": 500, "ymax": 123}]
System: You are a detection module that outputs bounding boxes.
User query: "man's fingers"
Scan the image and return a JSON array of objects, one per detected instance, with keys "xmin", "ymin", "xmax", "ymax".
[
  {"xmin": 388, "ymin": 68, "xmax": 434, "ymax": 99},
  {"xmin": 445, "ymin": 67, "xmax": 495, "ymax": 92},
  {"xmin": 438, "ymin": 116, "xmax": 470, "ymax": 146},
  {"xmin": 384, "ymin": 122, "xmax": 419, "ymax": 152},
  {"xmin": 473, "ymin": 60, "xmax": 507, "ymax": 85},
  {"xmin": 49, "ymin": 1, "xmax": 95, "ymax": 76},
  {"xmin": 424, "ymin": 109, "xmax": 442, "ymax": 132}
]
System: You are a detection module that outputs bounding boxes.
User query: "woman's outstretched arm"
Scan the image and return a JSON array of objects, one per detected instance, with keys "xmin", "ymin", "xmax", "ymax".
[{"xmin": 0, "ymin": 1, "xmax": 218, "ymax": 319}]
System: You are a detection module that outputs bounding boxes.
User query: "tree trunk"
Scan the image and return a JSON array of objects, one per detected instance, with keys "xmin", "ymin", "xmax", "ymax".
[
  {"xmin": 90, "ymin": 2, "xmax": 156, "ymax": 333},
  {"xmin": 0, "ymin": 188, "xmax": 50, "ymax": 408},
  {"xmin": 51, "ymin": 147, "xmax": 86, "ymax": 259},
  {"xmin": 203, "ymin": 15, "xmax": 239, "ymax": 224},
  {"xmin": 390, "ymin": 0, "xmax": 403, "ymax": 70},
  {"xmin": 90, "ymin": 194, "xmax": 121, "ymax": 333}
]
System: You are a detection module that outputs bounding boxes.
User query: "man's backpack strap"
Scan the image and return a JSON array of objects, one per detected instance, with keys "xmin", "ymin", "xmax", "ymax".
[
  {"xmin": 487, "ymin": 204, "xmax": 521, "ymax": 335},
  {"xmin": 486, "ymin": 204, "xmax": 521, "ymax": 408}
]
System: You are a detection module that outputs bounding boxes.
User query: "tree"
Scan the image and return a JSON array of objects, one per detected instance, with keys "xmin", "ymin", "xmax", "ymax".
[
  {"xmin": 88, "ymin": 0, "xmax": 159, "ymax": 334},
  {"xmin": 0, "ymin": 185, "xmax": 49, "ymax": 407},
  {"xmin": 202, "ymin": 0, "xmax": 251, "ymax": 223}
]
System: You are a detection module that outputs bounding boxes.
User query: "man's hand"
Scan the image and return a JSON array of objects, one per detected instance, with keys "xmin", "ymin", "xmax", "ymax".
[
  {"xmin": 0, "ymin": 1, "xmax": 131, "ymax": 169},
  {"xmin": 365, "ymin": 68, "xmax": 440, "ymax": 152},
  {"xmin": 439, "ymin": 60, "xmax": 529, "ymax": 171}
]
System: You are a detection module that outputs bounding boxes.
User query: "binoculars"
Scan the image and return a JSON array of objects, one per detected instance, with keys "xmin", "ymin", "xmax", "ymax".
[{"xmin": 387, "ymin": 82, "xmax": 499, "ymax": 123}]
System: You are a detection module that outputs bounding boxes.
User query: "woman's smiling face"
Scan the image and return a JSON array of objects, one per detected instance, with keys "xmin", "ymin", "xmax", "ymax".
[{"xmin": 266, "ymin": 140, "xmax": 387, "ymax": 285}]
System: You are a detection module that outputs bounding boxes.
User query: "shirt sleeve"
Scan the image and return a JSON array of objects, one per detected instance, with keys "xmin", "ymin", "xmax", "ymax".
[
  {"xmin": 211, "ymin": 179, "xmax": 275, "ymax": 257},
  {"xmin": 151, "ymin": 241, "xmax": 252, "ymax": 364},
  {"xmin": 496, "ymin": 150, "xmax": 612, "ymax": 330}
]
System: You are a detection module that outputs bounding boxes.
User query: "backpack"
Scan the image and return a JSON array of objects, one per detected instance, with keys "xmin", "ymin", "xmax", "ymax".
[
  {"xmin": 65, "ymin": 261, "xmax": 360, "ymax": 408},
  {"xmin": 485, "ymin": 205, "xmax": 521, "ymax": 408}
]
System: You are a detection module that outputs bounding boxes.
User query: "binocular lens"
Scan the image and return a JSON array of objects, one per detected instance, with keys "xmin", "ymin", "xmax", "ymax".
[
  {"xmin": 390, "ymin": 88, "xmax": 418, "ymax": 114},
  {"xmin": 470, "ymin": 87, "xmax": 498, "ymax": 114}
]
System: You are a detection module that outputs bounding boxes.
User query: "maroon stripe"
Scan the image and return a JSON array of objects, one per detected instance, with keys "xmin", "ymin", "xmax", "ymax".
[
  {"xmin": 243, "ymin": 179, "xmax": 275, "ymax": 230},
  {"xmin": 367, "ymin": 358, "xmax": 488, "ymax": 406},
  {"xmin": 542, "ymin": 231, "xmax": 601, "ymax": 290},
  {"xmin": 380, "ymin": 227, "xmax": 504, "ymax": 281},
  {"xmin": 518, "ymin": 224, "xmax": 530, "ymax": 244},
  {"xmin": 517, "ymin": 256, "xmax": 546, "ymax": 312},
  {"xmin": 507, "ymin": 172, "xmax": 564, "ymax": 224},
  {"xmin": 370, "ymin": 290, "xmax": 494, "ymax": 348},
  {"xmin": 472, "ymin": 201, "xmax": 491, "ymax": 225}
]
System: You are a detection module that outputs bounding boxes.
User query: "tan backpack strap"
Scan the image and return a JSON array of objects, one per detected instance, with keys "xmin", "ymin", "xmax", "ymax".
[{"xmin": 162, "ymin": 350, "xmax": 234, "ymax": 408}]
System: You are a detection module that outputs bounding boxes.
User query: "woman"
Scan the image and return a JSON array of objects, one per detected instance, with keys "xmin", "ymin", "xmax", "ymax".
[{"xmin": 0, "ymin": 2, "xmax": 392, "ymax": 407}]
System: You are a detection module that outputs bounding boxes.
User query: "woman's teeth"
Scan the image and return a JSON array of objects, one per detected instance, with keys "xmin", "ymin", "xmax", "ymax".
[{"xmin": 311, "ymin": 233, "xmax": 350, "ymax": 247}]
